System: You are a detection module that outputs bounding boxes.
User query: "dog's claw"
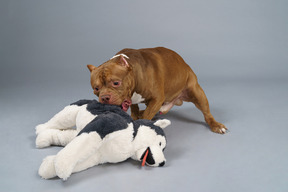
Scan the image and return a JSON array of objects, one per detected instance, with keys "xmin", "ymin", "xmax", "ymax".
[{"xmin": 211, "ymin": 123, "xmax": 228, "ymax": 134}]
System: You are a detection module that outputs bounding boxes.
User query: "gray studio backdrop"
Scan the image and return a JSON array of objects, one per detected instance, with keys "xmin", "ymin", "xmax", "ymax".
[
  {"xmin": 1, "ymin": 0, "xmax": 287, "ymax": 87},
  {"xmin": 1, "ymin": 0, "xmax": 288, "ymax": 192}
]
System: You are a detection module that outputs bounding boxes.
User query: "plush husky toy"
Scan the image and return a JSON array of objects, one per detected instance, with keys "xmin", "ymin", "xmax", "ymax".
[{"xmin": 36, "ymin": 100, "xmax": 170, "ymax": 180}]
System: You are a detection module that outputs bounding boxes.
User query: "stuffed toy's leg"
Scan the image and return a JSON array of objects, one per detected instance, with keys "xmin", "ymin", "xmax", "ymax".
[
  {"xmin": 71, "ymin": 152, "xmax": 101, "ymax": 174},
  {"xmin": 54, "ymin": 132, "xmax": 102, "ymax": 180},
  {"xmin": 35, "ymin": 104, "xmax": 83, "ymax": 148},
  {"xmin": 35, "ymin": 104, "xmax": 97, "ymax": 148},
  {"xmin": 39, "ymin": 150, "xmax": 101, "ymax": 180},
  {"xmin": 39, "ymin": 132, "xmax": 102, "ymax": 180},
  {"xmin": 35, "ymin": 105, "xmax": 81, "ymax": 135},
  {"xmin": 36, "ymin": 129, "xmax": 78, "ymax": 148}
]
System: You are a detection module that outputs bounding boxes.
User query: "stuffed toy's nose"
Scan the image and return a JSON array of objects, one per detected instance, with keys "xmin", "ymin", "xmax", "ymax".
[{"xmin": 159, "ymin": 161, "xmax": 165, "ymax": 167}]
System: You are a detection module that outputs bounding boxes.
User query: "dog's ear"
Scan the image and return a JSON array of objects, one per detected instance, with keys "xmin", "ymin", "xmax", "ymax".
[
  {"xmin": 154, "ymin": 119, "xmax": 171, "ymax": 129},
  {"xmin": 119, "ymin": 55, "xmax": 130, "ymax": 68},
  {"xmin": 87, "ymin": 64, "xmax": 97, "ymax": 72}
]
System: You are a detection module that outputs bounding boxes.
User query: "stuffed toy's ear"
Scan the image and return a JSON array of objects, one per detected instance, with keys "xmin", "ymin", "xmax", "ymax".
[
  {"xmin": 87, "ymin": 64, "xmax": 97, "ymax": 72},
  {"xmin": 154, "ymin": 119, "xmax": 171, "ymax": 129}
]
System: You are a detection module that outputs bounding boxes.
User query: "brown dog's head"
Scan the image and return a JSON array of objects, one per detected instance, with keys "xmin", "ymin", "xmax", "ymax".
[{"xmin": 87, "ymin": 55, "xmax": 133, "ymax": 112}]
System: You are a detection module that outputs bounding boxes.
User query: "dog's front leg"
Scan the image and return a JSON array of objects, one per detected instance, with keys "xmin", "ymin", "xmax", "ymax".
[
  {"xmin": 131, "ymin": 104, "xmax": 144, "ymax": 120},
  {"xmin": 130, "ymin": 104, "xmax": 140, "ymax": 120},
  {"xmin": 142, "ymin": 97, "xmax": 165, "ymax": 120}
]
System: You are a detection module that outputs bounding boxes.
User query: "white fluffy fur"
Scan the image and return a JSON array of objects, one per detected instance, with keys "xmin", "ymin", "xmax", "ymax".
[{"xmin": 154, "ymin": 119, "xmax": 171, "ymax": 129}]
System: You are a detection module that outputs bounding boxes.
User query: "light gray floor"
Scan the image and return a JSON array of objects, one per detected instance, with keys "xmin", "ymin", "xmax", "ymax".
[{"xmin": 1, "ymin": 77, "xmax": 287, "ymax": 192}]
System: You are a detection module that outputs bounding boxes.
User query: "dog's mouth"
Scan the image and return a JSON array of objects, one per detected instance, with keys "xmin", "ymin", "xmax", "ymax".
[
  {"xmin": 121, "ymin": 99, "xmax": 132, "ymax": 112},
  {"xmin": 99, "ymin": 93, "xmax": 131, "ymax": 112}
]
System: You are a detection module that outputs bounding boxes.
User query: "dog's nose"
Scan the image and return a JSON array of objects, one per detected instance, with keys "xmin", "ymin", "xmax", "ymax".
[
  {"xmin": 159, "ymin": 161, "xmax": 165, "ymax": 167},
  {"xmin": 101, "ymin": 95, "xmax": 111, "ymax": 103}
]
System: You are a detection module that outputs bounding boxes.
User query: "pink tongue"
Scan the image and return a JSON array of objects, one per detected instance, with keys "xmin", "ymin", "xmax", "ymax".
[{"xmin": 121, "ymin": 100, "xmax": 131, "ymax": 112}]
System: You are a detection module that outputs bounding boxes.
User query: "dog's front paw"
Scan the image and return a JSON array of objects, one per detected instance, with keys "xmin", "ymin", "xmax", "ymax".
[
  {"xmin": 35, "ymin": 124, "xmax": 49, "ymax": 135},
  {"xmin": 36, "ymin": 131, "xmax": 51, "ymax": 148},
  {"xmin": 39, "ymin": 155, "xmax": 57, "ymax": 179},
  {"xmin": 211, "ymin": 123, "xmax": 228, "ymax": 134}
]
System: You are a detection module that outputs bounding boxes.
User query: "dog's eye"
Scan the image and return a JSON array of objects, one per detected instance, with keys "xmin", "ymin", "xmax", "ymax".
[
  {"xmin": 94, "ymin": 87, "xmax": 99, "ymax": 92},
  {"xmin": 159, "ymin": 142, "xmax": 162, "ymax": 146},
  {"xmin": 112, "ymin": 81, "xmax": 121, "ymax": 87}
]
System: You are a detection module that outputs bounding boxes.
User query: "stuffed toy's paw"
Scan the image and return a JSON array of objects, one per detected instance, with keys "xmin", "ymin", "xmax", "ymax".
[
  {"xmin": 35, "ymin": 131, "xmax": 51, "ymax": 148},
  {"xmin": 54, "ymin": 157, "xmax": 74, "ymax": 181},
  {"xmin": 35, "ymin": 124, "xmax": 49, "ymax": 135},
  {"xmin": 39, "ymin": 155, "xmax": 57, "ymax": 179}
]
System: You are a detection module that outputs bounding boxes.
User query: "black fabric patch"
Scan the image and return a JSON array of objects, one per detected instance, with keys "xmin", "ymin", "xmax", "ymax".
[
  {"xmin": 73, "ymin": 100, "xmax": 166, "ymax": 142},
  {"xmin": 71, "ymin": 100, "xmax": 132, "ymax": 123},
  {"xmin": 71, "ymin": 99, "xmax": 133, "ymax": 139},
  {"xmin": 133, "ymin": 119, "xmax": 166, "ymax": 138},
  {"xmin": 87, "ymin": 101, "xmax": 126, "ymax": 117},
  {"xmin": 70, "ymin": 99, "xmax": 94, "ymax": 106},
  {"xmin": 78, "ymin": 112, "xmax": 131, "ymax": 139}
]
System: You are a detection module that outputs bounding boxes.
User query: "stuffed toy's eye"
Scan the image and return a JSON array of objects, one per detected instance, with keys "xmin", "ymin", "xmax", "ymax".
[{"xmin": 159, "ymin": 142, "xmax": 162, "ymax": 146}]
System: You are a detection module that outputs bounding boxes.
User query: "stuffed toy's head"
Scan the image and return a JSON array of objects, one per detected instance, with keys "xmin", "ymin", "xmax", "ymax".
[{"xmin": 132, "ymin": 119, "xmax": 170, "ymax": 167}]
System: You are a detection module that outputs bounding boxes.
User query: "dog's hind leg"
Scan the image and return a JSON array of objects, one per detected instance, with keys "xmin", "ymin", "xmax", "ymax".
[
  {"xmin": 185, "ymin": 75, "xmax": 227, "ymax": 134},
  {"xmin": 36, "ymin": 105, "xmax": 82, "ymax": 135},
  {"xmin": 54, "ymin": 132, "xmax": 102, "ymax": 180},
  {"xmin": 36, "ymin": 129, "xmax": 78, "ymax": 148}
]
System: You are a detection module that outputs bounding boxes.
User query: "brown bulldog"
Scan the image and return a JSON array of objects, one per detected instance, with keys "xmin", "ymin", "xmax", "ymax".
[{"xmin": 87, "ymin": 47, "xmax": 227, "ymax": 134}]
